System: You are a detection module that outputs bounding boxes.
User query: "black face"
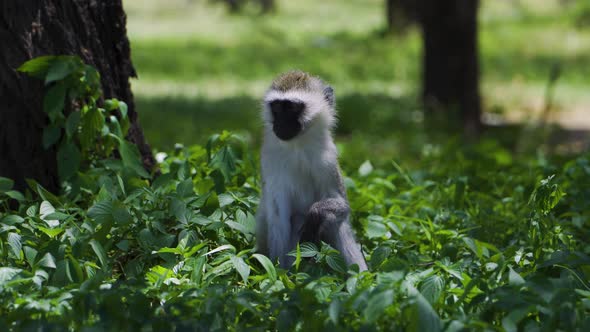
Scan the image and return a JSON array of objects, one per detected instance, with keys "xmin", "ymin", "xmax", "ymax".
[{"xmin": 269, "ymin": 99, "xmax": 305, "ymax": 141}]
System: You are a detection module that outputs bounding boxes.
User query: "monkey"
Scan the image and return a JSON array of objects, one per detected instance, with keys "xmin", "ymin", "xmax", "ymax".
[{"xmin": 255, "ymin": 70, "xmax": 368, "ymax": 271}]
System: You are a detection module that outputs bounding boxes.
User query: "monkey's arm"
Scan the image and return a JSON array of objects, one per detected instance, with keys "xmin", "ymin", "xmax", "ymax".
[{"xmin": 301, "ymin": 197, "xmax": 368, "ymax": 271}]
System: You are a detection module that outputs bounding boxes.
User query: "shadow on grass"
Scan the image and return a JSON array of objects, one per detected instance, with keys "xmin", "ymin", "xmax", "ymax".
[
  {"xmin": 136, "ymin": 92, "xmax": 424, "ymax": 150},
  {"xmin": 137, "ymin": 92, "xmax": 588, "ymax": 167}
]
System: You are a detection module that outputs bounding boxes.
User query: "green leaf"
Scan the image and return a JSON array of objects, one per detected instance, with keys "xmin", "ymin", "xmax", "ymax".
[
  {"xmin": 230, "ymin": 255, "xmax": 251, "ymax": 284},
  {"xmin": 176, "ymin": 179, "xmax": 194, "ymax": 198},
  {"xmin": 57, "ymin": 142, "xmax": 81, "ymax": 181},
  {"xmin": 65, "ymin": 111, "xmax": 81, "ymax": 138},
  {"xmin": 38, "ymin": 226, "xmax": 64, "ymax": 239},
  {"xmin": 7, "ymin": 232, "xmax": 22, "ymax": 258},
  {"xmin": 210, "ymin": 146, "xmax": 237, "ymax": 181},
  {"xmin": 23, "ymin": 246, "xmax": 38, "ymax": 266},
  {"xmin": 40, "ymin": 201, "xmax": 59, "ymax": 227},
  {"xmin": 326, "ymin": 254, "xmax": 347, "ymax": 273},
  {"xmin": 88, "ymin": 200, "xmax": 114, "ymax": 223},
  {"xmin": 420, "ymin": 275, "xmax": 445, "ymax": 304},
  {"xmin": 367, "ymin": 218, "xmax": 388, "ymax": 239},
  {"xmin": 42, "ymin": 125, "xmax": 61, "ymax": 149},
  {"xmin": 0, "ymin": 267, "xmax": 22, "ymax": 285},
  {"xmin": 118, "ymin": 138, "xmax": 149, "ymax": 178},
  {"xmin": 364, "ymin": 289, "xmax": 394, "ymax": 322},
  {"xmin": 17, "ymin": 55, "xmax": 56, "ymax": 77},
  {"xmin": 112, "ymin": 201, "xmax": 132, "ymax": 225},
  {"xmin": 529, "ymin": 175, "xmax": 566, "ymax": 215},
  {"xmin": 43, "ymin": 212, "xmax": 70, "ymax": 221},
  {"xmin": 370, "ymin": 246, "xmax": 392, "ymax": 267},
  {"xmin": 0, "ymin": 177, "xmax": 14, "ymax": 192},
  {"xmin": 89, "ymin": 239, "xmax": 108, "ymax": 269},
  {"xmin": 508, "ymin": 267, "xmax": 525, "ymax": 286},
  {"xmin": 329, "ymin": 299, "xmax": 341, "ymax": 325},
  {"xmin": 252, "ymin": 254, "xmax": 277, "ymax": 282},
  {"xmin": 407, "ymin": 292, "xmax": 442, "ymax": 332},
  {"xmin": 43, "ymin": 83, "xmax": 67, "ymax": 121},
  {"xmin": 45, "ymin": 57, "xmax": 78, "ymax": 84},
  {"xmin": 2, "ymin": 215, "xmax": 24, "ymax": 225},
  {"xmin": 5, "ymin": 190, "xmax": 25, "ymax": 201},
  {"xmin": 80, "ymin": 107, "xmax": 104, "ymax": 149},
  {"xmin": 37, "ymin": 252, "xmax": 57, "ymax": 269},
  {"xmin": 118, "ymin": 101, "xmax": 128, "ymax": 118},
  {"xmin": 298, "ymin": 242, "xmax": 319, "ymax": 258}
]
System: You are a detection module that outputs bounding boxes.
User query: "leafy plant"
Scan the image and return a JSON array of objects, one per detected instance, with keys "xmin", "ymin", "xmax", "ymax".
[{"xmin": 1, "ymin": 58, "xmax": 589, "ymax": 330}]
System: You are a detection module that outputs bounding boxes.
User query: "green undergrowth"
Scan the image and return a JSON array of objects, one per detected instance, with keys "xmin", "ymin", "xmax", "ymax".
[
  {"xmin": 1, "ymin": 58, "xmax": 590, "ymax": 330},
  {"xmin": 2, "ymin": 130, "xmax": 590, "ymax": 330}
]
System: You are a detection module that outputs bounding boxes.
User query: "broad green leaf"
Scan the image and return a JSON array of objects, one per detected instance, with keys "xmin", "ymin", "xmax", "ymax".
[
  {"xmin": 367, "ymin": 219, "xmax": 388, "ymax": 239},
  {"xmin": 112, "ymin": 202, "xmax": 132, "ymax": 225},
  {"xmin": 57, "ymin": 142, "xmax": 81, "ymax": 181},
  {"xmin": 38, "ymin": 226, "xmax": 64, "ymax": 239},
  {"xmin": 17, "ymin": 55, "xmax": 55, "ymax": 77},
  {"xmin": 206, "ymin": 244, "xmax": 235, "ymax": 256},
  {"xmin": 23, "ymin": 246, "xmax": 38, "ymax": 267},
  {"xmin": 65, "ymin": 111, "xmax": 81, "ymax": 138},
  {"xmin": 508, "ymin": 267, "xmax": 525, "ymax": 286},
  {"xmin": 0, "ymin": 177, "xmax": 14, "ymax": 192},
  {"xmin": 326, "ymin": 253, "xmax": 347, "ymax": 273},
  {"xmin": 118, "ymin": 138, "xmax": 149, "ymax": 178},
  {"xmin": 80, "ymin": 106, "xmax": 105, "ymax": 149},
  {"xmin": 7, "ymin": 232, "xmax": 22, "ymax": 258},
  {"xmin": 5, "ymin": 190, "xmax": 25, "ymax": 201},
  {"xmin": 45, "ymin": 57, "xmax": 77, "ymax": 84},
  {"xmin": 370, "ymin": 246, "xmax": 392, "ymax": 267},
  {"xmin": 2, "ymin": 215, "xmax": 24, "ymax": 225},
  {"xmin": 36, "ymin": 252, "xmax": 57, "ymax": 269},
  {"xmin": 407, "ymin": 292, "xmax": 442, "ymax": 332},
  {"xmin": 230, "ymin": 255, "xmax": 251, "ymax": 284},
  {"xmin": 0, "ymin": 267, "xmax": 22, "ymax": 285},
  {"xmin": 364, "ymin": 289, "xmax": 394, "ymax": 322},
  {"xmin": 252, "ymin": 254, "xmax": 277, "ymax": 282},
  {"xmin": 88, "ymin": 201, "xmax": 114, "ymax": 223},
  {"xmin": 43, "ymin": 83, "xmax": 66, "ymax": 121},
  {"xmin": 42, "ymin": 125, "xmax": 61, "ymax": 149},
  {"xmin": 210, "ymin": 146, "xmax": 237, "ymax": 181},
  {"xmin": 89, "ymin": 239, "xmax": 108, "ymax": 269},
  {"xmin": 329, "ymin": 298, "xmax": 341, "ymax": 325},
  {"xmin": 40, "ymin": 200, "xmax": 59, "ymax": 227},
  {"xmin": 298, "ymin": 242, "xmax": 319, "ymax": 258},
  {"xmin": 43, "ymin": 212, "xmax": 70, "ymax": 221},
  {"xmin": 420, "ymin": 275, "xmax": 445, "ymax": 304},
  {"xmin": 176, "ymin": 179, "xmax": 194, "ymax": 198}
]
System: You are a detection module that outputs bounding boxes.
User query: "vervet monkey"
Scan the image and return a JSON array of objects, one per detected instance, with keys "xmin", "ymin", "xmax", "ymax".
[{"xmin": 256, "ymin": 70, "xmax": 368, "ymax": 271}]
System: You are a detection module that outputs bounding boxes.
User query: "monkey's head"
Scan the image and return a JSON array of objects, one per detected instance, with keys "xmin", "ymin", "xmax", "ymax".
[{"xmin": 263, "ymin": 70, "xmax": 336, "ymax": 141}]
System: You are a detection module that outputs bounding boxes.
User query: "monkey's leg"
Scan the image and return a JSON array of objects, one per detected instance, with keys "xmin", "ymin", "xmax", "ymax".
[
  {"xmin": 302, "ymin": 198, "xmax": 368, "ymax": 271},
  {"xmin": 267, "ymin": 193, "xmax": 292, "ymax": 268}
]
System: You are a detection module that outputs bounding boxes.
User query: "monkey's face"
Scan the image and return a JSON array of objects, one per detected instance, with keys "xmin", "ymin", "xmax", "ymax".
[{"xmin": 269, "ymin": 99, "xmax": 305, "ymax": 141}]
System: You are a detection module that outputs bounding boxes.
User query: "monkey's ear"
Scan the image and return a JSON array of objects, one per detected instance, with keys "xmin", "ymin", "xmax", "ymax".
[{"xmin": 323, "ymin": 86, "xmax": 335, "ymax": 107}]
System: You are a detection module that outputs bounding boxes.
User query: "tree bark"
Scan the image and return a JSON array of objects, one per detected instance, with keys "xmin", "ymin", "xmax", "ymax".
[
  {"xmin": 418, "ymin": 0, "xmax": 482, "ymax": 134},
  {"xmin": 0, "ymin": 0, "xmax": 154, "ymax": 193}
]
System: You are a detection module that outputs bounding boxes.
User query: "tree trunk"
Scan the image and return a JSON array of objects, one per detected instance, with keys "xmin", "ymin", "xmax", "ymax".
[
  {"xmin": 0, "ymin": 0, "xmax": 154, "ymax": 193},
  {"xmin": 419, "ymin": 0, "xmax": 482, "ymax": 134}
]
